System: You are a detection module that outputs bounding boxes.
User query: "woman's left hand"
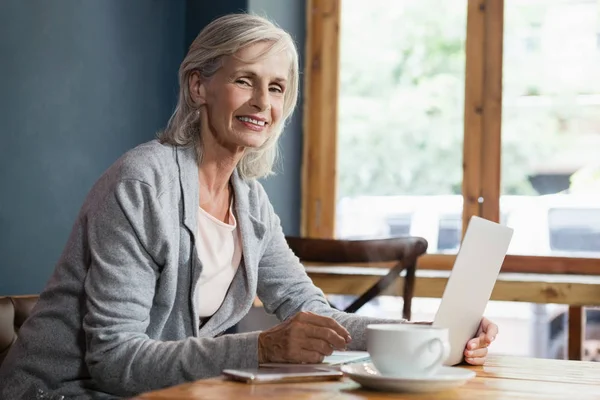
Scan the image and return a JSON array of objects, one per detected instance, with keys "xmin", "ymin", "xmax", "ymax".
[{"xmin": 463, "ymin": 317, "xmax": 498, "ymax": 365}]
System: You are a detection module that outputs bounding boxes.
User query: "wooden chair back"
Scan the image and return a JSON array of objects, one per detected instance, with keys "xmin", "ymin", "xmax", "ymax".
[{"xmin": 285, "ymin": 236, "xmax": 428, "ymax": 320}]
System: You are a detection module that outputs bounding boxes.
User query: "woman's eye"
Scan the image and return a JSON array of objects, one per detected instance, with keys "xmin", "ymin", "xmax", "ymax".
[
  {"xmin": 269, "ymin": 85, "xmax": 283, "ymax": 93},
  {"xmin": 236, "ymin": 79, "xmax": 251, "ymax": 86}
]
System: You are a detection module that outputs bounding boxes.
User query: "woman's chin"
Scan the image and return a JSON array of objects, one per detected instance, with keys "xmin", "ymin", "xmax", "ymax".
[{"xmin": 237, "ymin": 135, "xmax": 269, "ymax": 149}]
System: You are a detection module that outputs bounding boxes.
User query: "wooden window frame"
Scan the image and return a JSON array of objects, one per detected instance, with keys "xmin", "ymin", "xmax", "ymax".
[{"xmin": 301, "ymin": 0, "xmax": 600, "ymax": 276}]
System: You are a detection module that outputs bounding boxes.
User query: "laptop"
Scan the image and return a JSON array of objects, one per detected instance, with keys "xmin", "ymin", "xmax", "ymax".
[{"xmin": 433, "ymin": 216, "xmax": 514, "ymax": 365}]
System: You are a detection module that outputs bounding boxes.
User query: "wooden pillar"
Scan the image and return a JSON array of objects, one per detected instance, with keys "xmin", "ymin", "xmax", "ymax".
[
  {"xmin": 301, "ymin": 0, "xmax": 341, "ymax": 239},
  {"xmin": 568, "ymin": 305, "xmax": 585, "ymax": 361},
  {"xmin": 462, "ymin": 0, "xmax": 504, "ymax": 234}
]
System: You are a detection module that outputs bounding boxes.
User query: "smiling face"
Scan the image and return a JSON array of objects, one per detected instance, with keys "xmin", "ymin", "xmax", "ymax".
[{"xmin": 190, "ymin": 41, "xmax": 291, "ymax": 153}]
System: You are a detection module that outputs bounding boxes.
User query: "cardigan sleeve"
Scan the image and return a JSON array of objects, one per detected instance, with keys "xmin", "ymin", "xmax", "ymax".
[{"xmin": 254, "ymin": 185, "xmax": 404, "ymax": 351}]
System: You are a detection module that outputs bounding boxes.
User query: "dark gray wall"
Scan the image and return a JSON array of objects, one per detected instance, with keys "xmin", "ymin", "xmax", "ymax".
[
  {"xmin": 0, "ymin": 1, "xmax": 305, "ymax": 295},
  {"xmin": 0, "ymin": 0, "xmax": 185, "ymax": 295},
  {"xmin": 185, "ymin": 0, "xmax": 248, "ymax": 48}
]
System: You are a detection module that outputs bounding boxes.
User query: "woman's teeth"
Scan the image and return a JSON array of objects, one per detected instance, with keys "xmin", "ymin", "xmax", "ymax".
[{"xmin": 237, "ymin": 116, "xmax": 266, "ymax": 126}]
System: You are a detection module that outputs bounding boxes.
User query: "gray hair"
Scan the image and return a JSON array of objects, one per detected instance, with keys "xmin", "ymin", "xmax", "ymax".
[{"xmin": 159, "ymin": 13, "xmax": 300, "ymax": 180}]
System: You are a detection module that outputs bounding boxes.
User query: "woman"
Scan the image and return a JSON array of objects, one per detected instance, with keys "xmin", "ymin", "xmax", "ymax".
[{"xmin": 0, "ymin": 13, "xmax": 497, "ymax": 399}]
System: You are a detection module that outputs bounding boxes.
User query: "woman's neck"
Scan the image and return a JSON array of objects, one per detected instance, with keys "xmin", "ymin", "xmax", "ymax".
[
  {"xmin": 197, "ymin": 138, "xmax": 241, "ymax": 196},
  {"xmin": 196, "ymin": 127, "xmax": 243, "ymax": 222},
  {"xmin": 198, "ymin": 160, "xmax": 232, "ymax": 193},
  {"xmin": 197, "ymin": 157, "xmax": 234, "ymax": 223}
]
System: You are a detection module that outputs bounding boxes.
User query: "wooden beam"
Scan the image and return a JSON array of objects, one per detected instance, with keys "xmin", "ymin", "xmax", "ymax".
[
  {"xmin": 305, "ymin": 253, "xmax": 600, "ymax": 275},
  {"xmin": 568, "ymin": 306, "xmax": 584, "ymax": 360},
  {"xmin": 480, "ymin": 0, "xmax": 504, "ymax": 223},
  {"xmin": 502, "ymin": 255, "xmax": 600, "ymax": 275},
  {"xmin": 420, "ymin": 253, "xmax": 600, "ymax": 275},
  {"xmin": 301, "ymin": 0, "xmax": 341, "ymax": 239},
  {"xmin": 462, "ymin": 0, "xmax": 486, "ymax": 233},
  {"xmin": 306, "ymin": 267, "xmax": 600, "ymax": 306}
]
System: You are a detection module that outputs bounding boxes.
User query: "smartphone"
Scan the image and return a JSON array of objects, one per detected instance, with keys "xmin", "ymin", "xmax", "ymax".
[{"xmin": 222, "ymin": 367, "xmax": 344, "ymax": 384}]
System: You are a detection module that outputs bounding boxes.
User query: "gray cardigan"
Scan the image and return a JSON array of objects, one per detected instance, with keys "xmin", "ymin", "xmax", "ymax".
[{"xmin": 0, "ymin": 141, "xmax": 398, "ymax": 399}]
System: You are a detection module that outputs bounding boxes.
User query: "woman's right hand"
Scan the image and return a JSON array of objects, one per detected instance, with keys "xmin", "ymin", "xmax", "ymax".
[{"xmin": 257, "ymin": 311, "xmax": 352, "ymax": 364}]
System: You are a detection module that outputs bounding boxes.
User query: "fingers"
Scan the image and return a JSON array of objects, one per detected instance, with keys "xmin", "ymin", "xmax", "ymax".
[
  {"xmin": 464, "ymin": 318, "xmax": 499, "ymax": 366},
  {"xmin": 280, "ymin": 337, "xmax": 331, "ymax": 363},
  {"xmin": 257, "ymin": 312, "xmax": 353, "ymax": 364},
  {"xmin": 297, "ymin": 349, "xmax": 326, "ymax": 364},
  {"xmin": 464, "ymin": 345, "xmax": 488, "ymax": 360},
  {"xmin": 466, "ymin": 333, "xmax": 487, "ymax": 351},
  {"xmin": 482, "ymin": 318, "xmax": 499, "ymax": 343},
  {"xmin": 280, "ymin": 327, "xmax": 341, "ymax": 363},
  {"xmin": 465, "ymin": 356, "xmax": 487, "ymax": 365},
  {"xmin": 304, "ymin": 325, "xmax": 347, "ymax": 350},
  {"xmin": 300, "ymin": 337, "xmax": 336, "ymax": 357},
  {"xmin": 295, "ymin": 312, "xmax": 352, "ymax": 343},
  {"xmin": 465, "ymin": 335, "xmax": 488, "ymax": 365}
]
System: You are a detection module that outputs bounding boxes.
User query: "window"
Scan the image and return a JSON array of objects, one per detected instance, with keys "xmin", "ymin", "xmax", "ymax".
[
  {"xmin": 335, "ymin": 0, "xmax": 467, "ymax": 255},
  {"xmin": 437, "ymin": 214, "xmax": 462, "ymax": 252},
  {"xmin": 302, "ymin": 0, "xmax": 600, "ymax": 275},
  {"xmin": 386, "ymin": 214, "xmax": 413, "ymax": 238},
  {"xmin": 502, "ymin": 0, "xmax": 600, "ymax": 258},
  {"xmin": 548, "ymin": 208, "xmax": 600, "ymax": 253}
]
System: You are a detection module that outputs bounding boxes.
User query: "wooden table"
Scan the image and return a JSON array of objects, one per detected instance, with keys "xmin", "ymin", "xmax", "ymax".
[{"xmin": 134, "ymin": 355, "xmax": 600, "ymax": 399}]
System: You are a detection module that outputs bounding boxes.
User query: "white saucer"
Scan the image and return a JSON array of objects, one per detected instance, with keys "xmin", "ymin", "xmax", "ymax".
[{"xmin": 341, "ymin": 363, "xmax": 476, "ymax": 393}]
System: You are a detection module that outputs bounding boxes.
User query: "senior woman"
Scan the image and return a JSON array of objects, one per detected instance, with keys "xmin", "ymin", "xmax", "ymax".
[{"xmin": 0, "ymin": 13, "xmax": 498, "ymax": 400}]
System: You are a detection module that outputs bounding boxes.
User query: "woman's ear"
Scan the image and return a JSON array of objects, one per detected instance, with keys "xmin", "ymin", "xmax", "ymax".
[{"xmin": 189, "ymin": 71, "xmax": 207, "ymax": 106}]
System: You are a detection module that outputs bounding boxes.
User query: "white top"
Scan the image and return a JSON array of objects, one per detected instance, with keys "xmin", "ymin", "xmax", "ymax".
[{"xmin": 195, "ymin": 201, "xmax": 242, "ymax": 317}]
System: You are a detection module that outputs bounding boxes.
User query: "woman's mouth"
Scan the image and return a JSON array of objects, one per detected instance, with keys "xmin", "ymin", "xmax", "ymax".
[{"xmin": 236, "ymin": 116, "xmax": 268, "ymax": 131}]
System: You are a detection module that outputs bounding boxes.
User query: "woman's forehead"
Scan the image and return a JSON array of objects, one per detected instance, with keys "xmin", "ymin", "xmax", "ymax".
[{"xmin": 223, "ymin": 42, "xmax": 292, "ymax": 79}]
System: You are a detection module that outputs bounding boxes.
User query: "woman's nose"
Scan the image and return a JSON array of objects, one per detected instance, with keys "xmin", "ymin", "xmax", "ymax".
[{"xmin": 250, "ymin": 87, "xmax": 270, "ymax": 111}]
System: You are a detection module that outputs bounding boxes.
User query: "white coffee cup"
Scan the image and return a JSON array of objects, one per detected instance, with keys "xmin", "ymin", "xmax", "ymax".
[{"xmin": 367, "ymin": 324, "xmax": 451, "ymax": 377}]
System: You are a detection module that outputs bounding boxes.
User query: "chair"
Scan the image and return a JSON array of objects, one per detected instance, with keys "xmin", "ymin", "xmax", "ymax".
[
  {"xmin": 0, "ymin": 295, "xmax": 38, "ymax": 367},
  {"xmin": 285, "ymin": 236, "xmax": 428, "ymax": 320}
]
